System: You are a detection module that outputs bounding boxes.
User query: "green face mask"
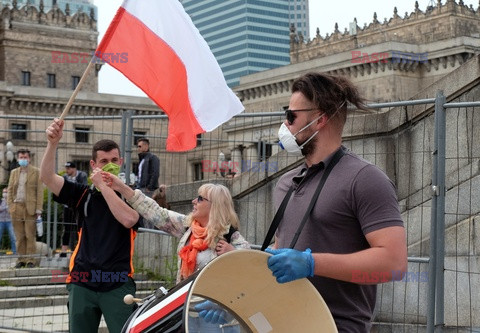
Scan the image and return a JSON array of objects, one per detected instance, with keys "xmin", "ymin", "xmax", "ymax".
[{"xmin": 102, "ymin": 162, "xmax": 120, "ymax": 176}]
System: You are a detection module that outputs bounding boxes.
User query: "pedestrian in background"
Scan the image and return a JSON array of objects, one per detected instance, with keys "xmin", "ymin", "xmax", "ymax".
[
  {"xmin": 0, "ymin": 188, "xmax": 16, "ymax": 254},
  {"xmin": 60, "ymin": 161, "xmax": 88, "ymax": 257},
  {"xmin": 136, "ymin": 138, "xmax": 160, "ymax": 197},
  {"xmin": 7, "ymin": 149, "xmax": 43, "ymax": 268}
]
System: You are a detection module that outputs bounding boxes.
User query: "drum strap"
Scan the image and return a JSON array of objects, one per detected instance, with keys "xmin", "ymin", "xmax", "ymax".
[
  {"xmin": 261, "ymin": 186, "xmax": 295, "ymax": 251},
  {"xmin": 261, "ymin": 147, "xmax": 345, "ymax": 251}
]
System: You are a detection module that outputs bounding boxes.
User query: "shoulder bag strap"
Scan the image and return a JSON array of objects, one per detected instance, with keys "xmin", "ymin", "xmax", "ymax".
[
  {"xmin": 260, "ymin": 186, "xmax": 295, "ymax": 251},
  {"xmin": 288, "ymin": 148, "xmax": 345, "ymax": 248}
]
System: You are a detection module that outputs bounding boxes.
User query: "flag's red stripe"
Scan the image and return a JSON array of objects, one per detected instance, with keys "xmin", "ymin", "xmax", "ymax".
[
  {"xmin": 130, "ymin": 291, "xmax": 187, "ymax": 333},
  {"xmin": 97, "ymin": 7, "xmax": 203, "ymax": 151}
]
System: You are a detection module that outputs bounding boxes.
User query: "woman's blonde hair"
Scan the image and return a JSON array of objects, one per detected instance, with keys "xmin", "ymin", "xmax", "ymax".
[{"xmin": 187, "ymin": 183, "xmax": 240, "ymax": 247}]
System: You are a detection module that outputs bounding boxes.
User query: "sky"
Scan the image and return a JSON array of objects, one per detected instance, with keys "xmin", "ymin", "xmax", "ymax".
[{"xmin": 93, "ymin": 0, "xmax": 478, "ymax": 97}]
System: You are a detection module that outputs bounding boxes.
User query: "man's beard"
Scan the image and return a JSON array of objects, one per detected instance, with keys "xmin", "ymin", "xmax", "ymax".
[{"xmin": 297, "ymin": 130, "xmax": 317, "ymax": 157}]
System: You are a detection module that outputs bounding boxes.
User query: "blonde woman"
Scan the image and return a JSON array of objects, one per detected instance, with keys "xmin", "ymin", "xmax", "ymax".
[{"xmin": 106, "ymin": 177, "xmax": 250, "ymax": 283}]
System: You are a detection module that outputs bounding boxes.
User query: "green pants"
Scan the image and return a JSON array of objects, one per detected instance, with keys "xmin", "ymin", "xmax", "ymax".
[{"xmin": 67, "ymin": 279, "xmax": 136, "ymax": 333}]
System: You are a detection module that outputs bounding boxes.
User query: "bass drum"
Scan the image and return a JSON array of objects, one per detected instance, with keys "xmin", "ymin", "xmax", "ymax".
[
  {"xmin": 121, "ymin": 272, "xmax": 198, "ymax": 333},
  {"xmin": 123, "ymin": 250, "xmax": 338, "ymax": 333}
]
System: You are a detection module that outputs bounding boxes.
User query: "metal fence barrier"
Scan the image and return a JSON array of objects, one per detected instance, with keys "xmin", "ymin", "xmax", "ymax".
[{"xmin": 0, "ymin": 91, "xmax": 479, "ymax": 332}]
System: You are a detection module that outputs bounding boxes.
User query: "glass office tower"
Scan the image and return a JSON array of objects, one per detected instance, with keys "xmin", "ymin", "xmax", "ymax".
[
  {"xmin": 290, "ymin": 0, "xmax": 309, "ymax": 40},
  {"xmin": 180, "ymin": 0, "xmax": 293, "ymax": 88}
]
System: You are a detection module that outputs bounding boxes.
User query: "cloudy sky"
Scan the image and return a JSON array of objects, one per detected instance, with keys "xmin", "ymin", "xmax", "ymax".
[{"xmin": 92, "ymin": 0, "xmax": 478, "ymax": 97}]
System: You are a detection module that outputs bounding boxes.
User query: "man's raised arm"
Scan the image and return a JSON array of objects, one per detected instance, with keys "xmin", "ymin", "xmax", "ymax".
[{"xmin": 40, "ymin": 118, "xmax": 65, "ymax": 196}]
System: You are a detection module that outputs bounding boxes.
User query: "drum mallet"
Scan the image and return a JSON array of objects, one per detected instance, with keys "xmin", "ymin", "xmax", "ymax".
[{"xmin": 124, "ymin": 294, "xmax": 144, "ymax": 305}]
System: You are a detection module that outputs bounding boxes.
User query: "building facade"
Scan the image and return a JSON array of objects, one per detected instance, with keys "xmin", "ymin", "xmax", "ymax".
[
  {"xmin": 0, "ymin": 0, "xmax": 99, "ymax": 92},
  {"xmin": 180, "ymin": 0, "xmax": 293, "ymax": 87}
]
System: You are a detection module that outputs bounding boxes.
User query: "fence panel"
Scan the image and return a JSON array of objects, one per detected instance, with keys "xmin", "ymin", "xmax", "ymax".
[{"xmin": 0, "ymin": 96, "xmax": 479, "ymax": 332}]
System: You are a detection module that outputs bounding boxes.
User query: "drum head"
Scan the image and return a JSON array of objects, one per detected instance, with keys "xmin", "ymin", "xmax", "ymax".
[{"xmin": 184, "ymin": 249, "xmax": 337, "ymax": 333}]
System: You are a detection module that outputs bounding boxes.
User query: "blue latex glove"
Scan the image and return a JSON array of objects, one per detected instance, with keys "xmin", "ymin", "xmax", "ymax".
[
  {"xmin": 265, "ymin": 248, "xmax": 315, "ymax": 283},
  {"xmin": 194, "ymin": 300, "xmax": 228, "ymax": 324}
]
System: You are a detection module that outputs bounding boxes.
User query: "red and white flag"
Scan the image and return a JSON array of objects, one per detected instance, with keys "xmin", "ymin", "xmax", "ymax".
[{"xmin": 96, "ymin": 0, "xmax": 244, "ymax": 151}]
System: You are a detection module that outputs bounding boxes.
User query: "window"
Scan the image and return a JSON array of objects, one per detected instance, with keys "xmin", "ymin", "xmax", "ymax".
[
  {"xmin": 21, "ymin": 71, "xmax": 31, "ymax": 86},
  {"xmin": 11, "ymin": 123, "xmax": 27, "ymax": 140},
  {"xmin": 193, "ymin": 162, "xmax": 204, "ymax": 181},
  {"xmin": 47, "ymin": 73, "xmax": 56, "ymax": 88},
  {"xmin": 133, "ymin": 131, "xmax": 147, "ymax": 145},
  {"xmin": 196, "ymin": 134, "xmax": 202, "ymax": 146},
  {"xmin": 75, "ymin": 127, "xmax": 90, "ymax": 143},
  {"xmin": 72, "ymin": 76, "xmax": 80, "ymax": 90},
  {"xmin": 258, "ymin": 141, "xmax": 272, "ymax": 161}
]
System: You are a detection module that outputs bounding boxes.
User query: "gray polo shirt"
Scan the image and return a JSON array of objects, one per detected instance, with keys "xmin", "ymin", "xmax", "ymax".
[{"xmin": 274, "ymin": 147, "xmax": 404, "ymax": 333}]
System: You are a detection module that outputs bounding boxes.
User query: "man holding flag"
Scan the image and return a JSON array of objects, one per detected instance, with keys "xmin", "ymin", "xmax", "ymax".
[{"xmin": 45, "ymin": 0, "xmax": 244, "ymax": 330}]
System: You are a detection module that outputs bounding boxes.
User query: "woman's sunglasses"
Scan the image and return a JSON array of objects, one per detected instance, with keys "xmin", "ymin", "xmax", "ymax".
[
  {"xmin": 285, "ymin": 108, "xmax": 318, "ymax": 125},
  {"xmin": 197, "ymin": 195, "xmax": 209, "ymax": 202}
]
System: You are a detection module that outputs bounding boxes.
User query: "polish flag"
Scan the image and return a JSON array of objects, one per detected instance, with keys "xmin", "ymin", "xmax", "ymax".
[{"xmin": 96, "ymin": 0, "xmax": 244, "ymax": 151}]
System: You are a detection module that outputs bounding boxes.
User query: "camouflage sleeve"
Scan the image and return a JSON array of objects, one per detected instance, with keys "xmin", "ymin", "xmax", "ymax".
[{"xmin": 127, "ymin": 189, "xmax": 186, "ymax": 238}]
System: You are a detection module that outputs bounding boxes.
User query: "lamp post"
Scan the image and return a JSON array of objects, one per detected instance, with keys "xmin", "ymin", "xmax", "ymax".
[{"xmin": 0, "ymin": 141, "xmax": 16, "ymax": 184}]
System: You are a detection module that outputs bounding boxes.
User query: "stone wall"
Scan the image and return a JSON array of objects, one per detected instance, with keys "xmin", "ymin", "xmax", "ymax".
[{"xmin": 0, "ymin": 4, "xmax": 99, "ymax": 92}]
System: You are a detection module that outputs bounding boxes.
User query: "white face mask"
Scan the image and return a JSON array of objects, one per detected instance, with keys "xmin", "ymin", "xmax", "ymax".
[{"xmin": 277, "ymin": 114, "xmax": 324, "ymax": 155}]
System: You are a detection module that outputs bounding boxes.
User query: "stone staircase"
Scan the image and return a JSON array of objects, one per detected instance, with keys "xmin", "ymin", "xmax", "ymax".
[{"xmin": 0, "ymin": 254, "xmax": 168, "ymax": 333}]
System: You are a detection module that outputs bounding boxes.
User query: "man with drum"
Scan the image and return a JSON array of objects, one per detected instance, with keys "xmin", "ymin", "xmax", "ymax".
[{"xmin": 265, "ymin": 72, "xmax": 408, "ymax": 332}]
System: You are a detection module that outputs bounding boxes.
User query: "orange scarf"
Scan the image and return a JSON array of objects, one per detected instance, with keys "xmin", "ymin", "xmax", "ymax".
[{"xmin": 178, "ymin": 220, "xmax": 209, "ymax": 279}]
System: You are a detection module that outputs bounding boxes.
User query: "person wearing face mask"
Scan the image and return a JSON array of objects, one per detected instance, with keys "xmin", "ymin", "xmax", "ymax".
[
  {"xmin": 267, "ymin": 72, "xmax": 407, "ymax": 332},
  {"xmin": 7, "ymin": 149, "xmax": 43, "ymax": 268},
  {"xmin": 40, "ymin": 119, "xmax": 142, "ymax": 333}
]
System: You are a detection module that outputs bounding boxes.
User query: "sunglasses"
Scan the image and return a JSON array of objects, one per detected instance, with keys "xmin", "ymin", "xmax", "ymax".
[
  {"xmin": 284, "ymin": 108, "xmax": 318, "ymax": 125},
  {"xmin": 197, "ymin": 195, "xmax": 209, "ymax": 202}
]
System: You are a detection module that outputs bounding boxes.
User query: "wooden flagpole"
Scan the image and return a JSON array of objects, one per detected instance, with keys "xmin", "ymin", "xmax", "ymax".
[{"xmin": 59, "ymin": 60, "xmax": 95, "ymax": 120}]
